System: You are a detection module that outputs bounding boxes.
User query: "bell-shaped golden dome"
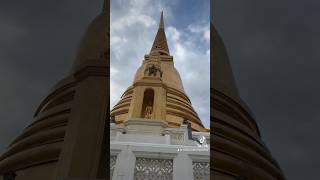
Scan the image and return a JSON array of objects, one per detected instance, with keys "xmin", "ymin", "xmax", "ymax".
[
  {"xmin": 133, "ymin": 58, "xmax": 185, "ymax": 93},
  {"xmin": 212, "ymin": 24, "xmax": 239, "ymax": 98},
  {"xmin": 70, "ymin": 1, "xmax": 108, "ymax": 73},
  {"xmin": 111, "ymin": 12, "xmax": 207, "ymax": 132},
  {"xmin": 0, "ymin": 1, "xmax": 109, "ymax": 178},
  {"xmin": 212, "ymin": 23, "xmax": 286, "ymax": 179}
]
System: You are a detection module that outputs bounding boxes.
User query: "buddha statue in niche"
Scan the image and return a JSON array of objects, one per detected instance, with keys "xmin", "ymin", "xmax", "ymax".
[{"xmin": 144, "ymin": 101, "xmax": 153, "ymax": 119}]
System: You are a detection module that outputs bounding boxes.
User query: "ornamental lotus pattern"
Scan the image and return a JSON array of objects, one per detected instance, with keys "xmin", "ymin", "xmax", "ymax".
[
  {"xmin": 110, "ymin": 156, "xmax": 117, "ymax": 179},
  {"xmin": 193, "ymin": 161, "xmax": 210, "ymax": 180},
  {"xmin": 134, "ymin": 157, "xmax": 173, "ymax": 180}
]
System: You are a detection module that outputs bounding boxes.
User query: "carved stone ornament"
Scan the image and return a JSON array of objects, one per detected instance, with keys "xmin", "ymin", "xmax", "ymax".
[
  {"xmin": 148, "ymin": 65, "xmax": 158, "ymax": 76},
  {"xmin": 134, "ymin": 157, "xmax": 173, "ymax": 180}
]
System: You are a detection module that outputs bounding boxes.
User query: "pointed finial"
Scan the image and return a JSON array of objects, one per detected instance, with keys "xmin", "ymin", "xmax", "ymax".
[
  {"xmin": 149, "ymin": 11, "xmax": 170, "ymax": 55},
  {"xmin": 159, "ymin": 11, "xmax": 164, "ymax": 29}
]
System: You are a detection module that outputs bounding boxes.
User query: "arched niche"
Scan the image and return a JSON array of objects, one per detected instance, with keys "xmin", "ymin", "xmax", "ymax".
[{"xmin": 141, "ymin": 89, "xmax": 155, "ymax": 119}]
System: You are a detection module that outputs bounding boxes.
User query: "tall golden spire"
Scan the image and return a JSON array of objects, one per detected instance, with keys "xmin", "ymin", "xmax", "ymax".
[
  {"xmin": 150, "ymin": 11, "xmax": 170, "ymax": 55},
  {"xmin": 159, "ymin": 11, "xmax": 164, "ymax": 29}
]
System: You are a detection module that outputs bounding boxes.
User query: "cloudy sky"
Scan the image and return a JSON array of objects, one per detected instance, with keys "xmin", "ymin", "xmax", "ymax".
[
  {"xmin": 214, "ymin": 0, "xmax": 320, "ymax": 179},
  {"xmin": 110, "ymin": 0, "xmax": 210, "ymax": 127}
]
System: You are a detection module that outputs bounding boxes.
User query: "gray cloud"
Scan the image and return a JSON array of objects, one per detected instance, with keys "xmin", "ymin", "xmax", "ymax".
[{"xmin": 214, "ymin": 0, "xmax": 320, "ymax": 179}]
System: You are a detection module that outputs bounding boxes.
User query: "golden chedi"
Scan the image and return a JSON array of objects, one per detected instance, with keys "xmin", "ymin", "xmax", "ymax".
[
  {"xmin": 0, "ymin": 0, "xmax": 108, "ymax": 179},
  {"xmin": 211, "ymin": 23, "xmax": 286, "ymax": 179},
  {"xmin": 111, "ymin": 12, "xmax": 207, "ymax": 132}
]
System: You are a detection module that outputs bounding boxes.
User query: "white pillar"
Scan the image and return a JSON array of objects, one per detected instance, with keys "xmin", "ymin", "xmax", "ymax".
[
  {"xmin": 165, "ymin": 134, "xmax": 171, "ymax": 144},
  {"xmin": 173, "ymin": 152, "xmax": 193, "ymax": 180},
  {"xmin": 112, "ymin": 146, "xmax": 136, "ymax": 180}
]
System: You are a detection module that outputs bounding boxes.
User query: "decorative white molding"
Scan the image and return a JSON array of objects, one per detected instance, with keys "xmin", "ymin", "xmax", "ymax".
[
  {"xmin": 109, "ymin": 121, "xmax": 210, "ymax": 180},
  {"xmin": 133, "ymin": 151, "xmax": 177, "ymax": 159},
  {"xmin": 124, "ymin": 118, "xmax": 168, "ymax": 127},
  {"xmin": 189, "ymin": 154, "xmax": 211, "ymax": 162}
]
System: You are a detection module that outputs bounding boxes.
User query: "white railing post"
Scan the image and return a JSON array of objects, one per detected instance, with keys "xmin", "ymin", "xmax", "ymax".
[
  {"xmin": 112, "ymin": 146, "xmax": 135, "ymax": 180},
  {"xmin": 173, "ymin": 152, "xmax": 193, "ymax": 180}
]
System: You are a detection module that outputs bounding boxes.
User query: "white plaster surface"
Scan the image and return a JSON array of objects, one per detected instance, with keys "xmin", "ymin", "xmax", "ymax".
[{"xmin": 110, "ymin": 119, "xmax": 210, "ymax": 180}]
